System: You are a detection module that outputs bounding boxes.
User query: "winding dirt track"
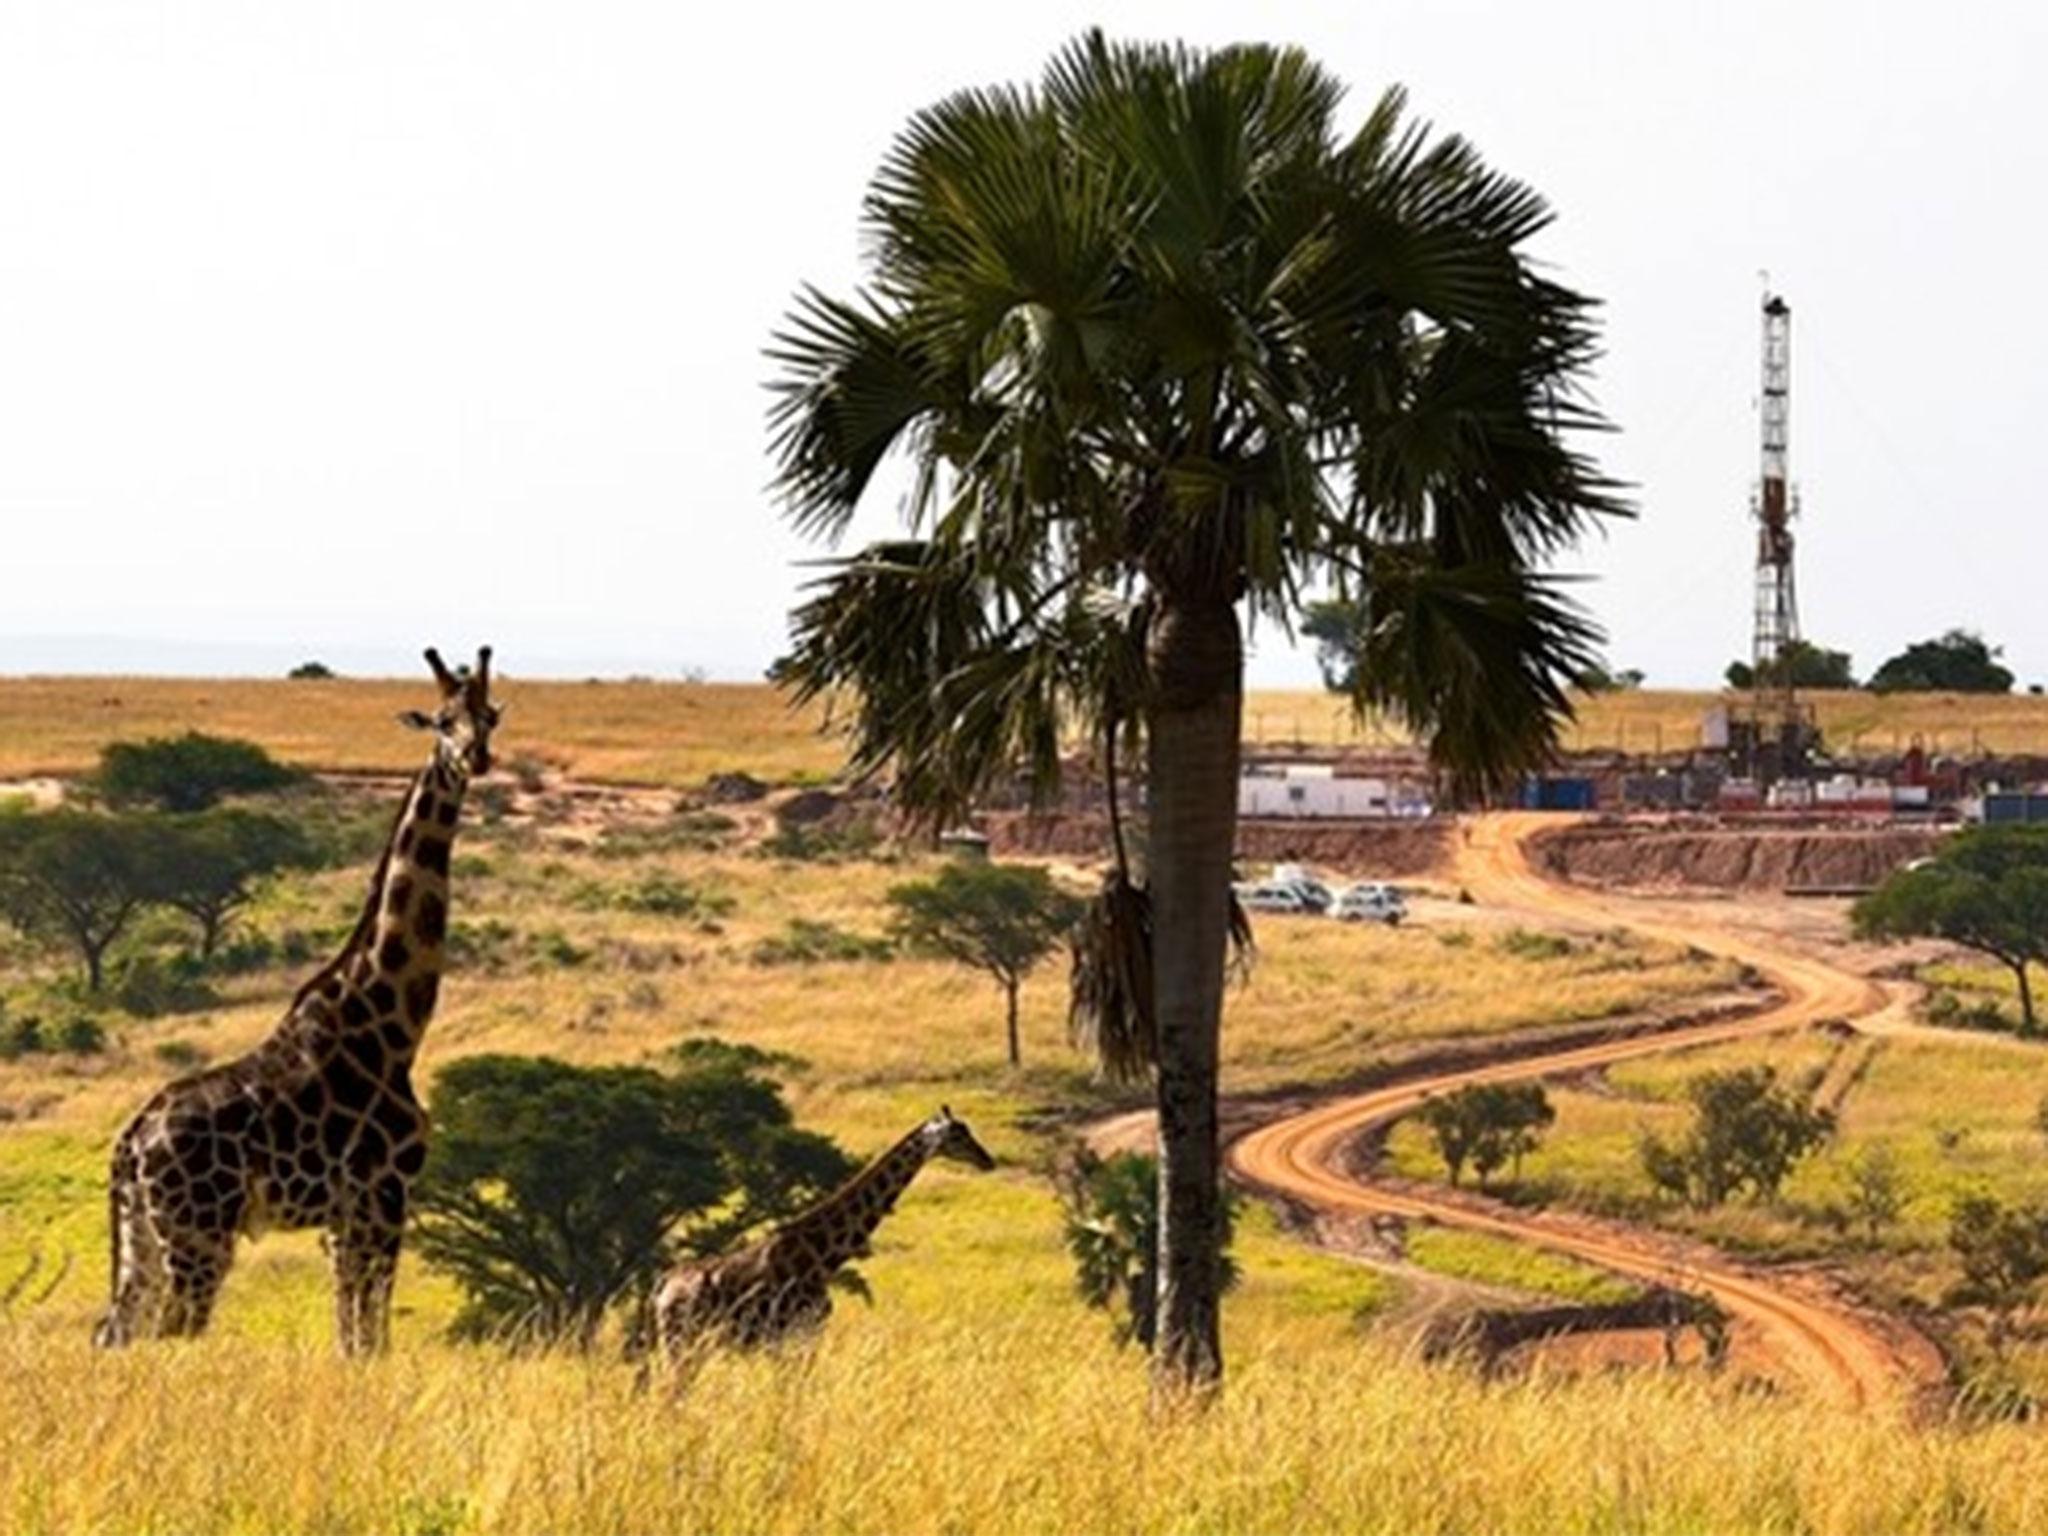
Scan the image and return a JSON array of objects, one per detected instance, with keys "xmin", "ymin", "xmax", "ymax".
[{"xmin": 1228, "ymin": 812, "xmax": 1936, "ymax": 1412}]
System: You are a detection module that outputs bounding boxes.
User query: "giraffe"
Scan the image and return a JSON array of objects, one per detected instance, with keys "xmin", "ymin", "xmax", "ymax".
[
  {"xmin": 648, "ymin": 1107, "xmax": 995, "ymax": 1364},
  {"xmin": 93, "ymin": 646, "xmax": 501, "ymax": 1353}
]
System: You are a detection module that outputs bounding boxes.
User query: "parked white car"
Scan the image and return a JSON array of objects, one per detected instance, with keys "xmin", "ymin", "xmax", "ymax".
[
  {"xmin": 1269, "ymin": 863, "xmax": 1334, "ymax": 912},
  {"xmin": 1331, "ymin": 882, "xmax": 1406, "ymax": 925},
  {"xmin": 1233, "ymin": 880, "xmax": 1313, "ymax": 914}
]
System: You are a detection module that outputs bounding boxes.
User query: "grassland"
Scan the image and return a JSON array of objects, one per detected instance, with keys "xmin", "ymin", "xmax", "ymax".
[
  {"xmin": 0, "ymin": 793, "xmax": 1731, "ymax": 1335},
  {"xmin": 9, "ymin": 683, "xmax": 2048, "ymax": 1530},
  {"xmin": 6, "ymin": 677, "xmax": 2048, "ymax": 787}
]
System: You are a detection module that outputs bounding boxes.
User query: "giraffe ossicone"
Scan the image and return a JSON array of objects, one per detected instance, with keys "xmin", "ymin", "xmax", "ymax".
[
  {"xmin": 649, "ymin": 1106, "xmax": 996, "ymax": 1364},
  {"xmin": 94, "ymin": 644, "xmax": 500, "ymax": 1353}
]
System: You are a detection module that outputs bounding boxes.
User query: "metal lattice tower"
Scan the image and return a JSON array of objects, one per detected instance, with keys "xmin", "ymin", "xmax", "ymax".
[{"xmin": 1751, "ymin": 292, "xmax": 1800, "ymax": 706}]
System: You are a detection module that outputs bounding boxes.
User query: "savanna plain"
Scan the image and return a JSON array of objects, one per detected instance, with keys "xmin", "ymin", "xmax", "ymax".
[{"xmin": 7, "ymin": 679, "xmax": 2048, "ymax": 1534}]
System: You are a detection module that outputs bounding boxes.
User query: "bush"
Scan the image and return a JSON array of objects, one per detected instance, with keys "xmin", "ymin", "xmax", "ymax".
[
  {"xmin": 111, "ymin": 953, "xmax": 219, "ymax": 1018},
  {"xmin": 153, "ymin": 1039, "xmax": 209, "ymax": 1070},
  {"xmin": 0, "ymin": 1016, "xmax": 46, "ymax": 1060},
  {"xmin": 531, "ymin": 929, "xmax": 591, "ymax": 969},
  {"xmin": 759, "ymin": 818, "xmax": 886, "ymax": 863},
  {"xmin": 57, "ymin": 1016, "xmax": 107, "ymax": 1055},
  {"xmin": 750, "ymin": 919, "xmax": 895, "ymax": 966},
  {"xmin": 1639, "ymin": 1066, "xmax": 1834, "ymax": 1209},
  {"xmin": 1055, "ymin": 1148, "xmax": 1238, "ymax": 1349},
  {"xmin": 1416, "ymin": 1083, "xmax": 1556, "ymax": 1189},
  {"xmin": 98, "ymin": 733, "xmax": 301, "ymax": 812},
  {"xmin": 1497, "ymin": 928, "xmax": 1573, "ymax": 961},
  {"xmin": 412, "ymin": 1046, "xmax": 853, "ymax": 1346}
]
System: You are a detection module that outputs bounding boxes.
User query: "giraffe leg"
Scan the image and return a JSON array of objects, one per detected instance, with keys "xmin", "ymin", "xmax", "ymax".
[
  {"xmin": 157, "ymin": 1231, "xmax": 234, "ymax": 1339},
  {"xmin": 330, "ymin": 1189, "xmax": 404, "ymax": 1357}
]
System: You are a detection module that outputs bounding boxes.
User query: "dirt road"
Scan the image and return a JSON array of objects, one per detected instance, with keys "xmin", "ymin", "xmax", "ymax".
[{"xmin": 1228, "ymin": 813, "xmax": 1941, "ymax": 1411}]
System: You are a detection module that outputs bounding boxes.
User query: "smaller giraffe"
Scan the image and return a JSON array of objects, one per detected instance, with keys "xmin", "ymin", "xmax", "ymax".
[{"xmin": 649, "ymin": 1107, "xmax": 995, "ymax": 1363}]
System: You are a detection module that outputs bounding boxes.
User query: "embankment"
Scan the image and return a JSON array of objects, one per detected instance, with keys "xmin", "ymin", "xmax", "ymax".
[{"xmin": 1530, "ymin": 822, "xmax": 1946, "ymax": 894}]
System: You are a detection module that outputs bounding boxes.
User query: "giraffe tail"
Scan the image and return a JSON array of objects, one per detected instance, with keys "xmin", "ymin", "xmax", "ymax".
[{"xmin": 92, "ymin": 1176, "xmax": 122, "ymax": 1346}]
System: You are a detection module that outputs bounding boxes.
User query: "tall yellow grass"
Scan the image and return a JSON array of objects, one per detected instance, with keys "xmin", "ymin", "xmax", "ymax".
[{"xmin": 4, "ymin": 1314, "xmax": 2046, "ymax": 1535}]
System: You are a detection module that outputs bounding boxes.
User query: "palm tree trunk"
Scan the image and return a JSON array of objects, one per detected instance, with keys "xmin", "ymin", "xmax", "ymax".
[{"xmin": 1144, "ymin": 595, "xmax": 1242, "ymax": 1395}]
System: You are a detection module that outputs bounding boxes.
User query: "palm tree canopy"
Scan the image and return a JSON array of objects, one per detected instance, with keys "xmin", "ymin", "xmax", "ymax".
[{"xmin": 770, "ymin": 30, "xmax": 1625, "ymax": 814}]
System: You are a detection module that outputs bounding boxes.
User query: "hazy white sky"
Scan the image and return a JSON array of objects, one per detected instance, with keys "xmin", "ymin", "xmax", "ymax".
[{"xmin": 3, "ymin": 2, "xmax": 2042, "ymax": 686}]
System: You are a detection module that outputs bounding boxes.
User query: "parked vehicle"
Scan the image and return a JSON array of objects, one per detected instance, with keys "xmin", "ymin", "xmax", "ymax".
[
  {"xmin": 1233, "ymin": 881, "xmax": 1313, "ymax": 914},
  {"xmin": 1269, "ymin": 862, "xmax": 1334, "ymax": 912},
  {"xmin": 1332, "ymin": 882, "xmax": 1406, "ymax": 925}
]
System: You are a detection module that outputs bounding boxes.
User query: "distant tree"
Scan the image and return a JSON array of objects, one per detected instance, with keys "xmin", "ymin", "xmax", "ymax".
[
  {"xmin": 888, "ymin": 863, "xmax": 1082, "ymax": 1067},
  {"xmin": 155, "ymin": 810, "xmax": 318, "ymax": 958},
  {"xmin": 0, "ymin": 812, "xmax": 167, "ymax": 990},
  {"xmin": 98, "ymin": 732, "xmax": 301, "ymax": 812},
  {"xmin": 1868, "ymin": 629, "xmax": 2014, "ymax": 695},
  {"xmin": 1947, "ymin": 1193, "xmax": 2048, "ymax": 1348},
  {"xmin": 1416, "ymin": 1083, "xmax": 1556, "ymax": 1189},
  {"xmin": 1854, "ymin": 827, "xmax": 2048, "ymax": 1035},
  {"xmin": 1725, "ymin": 640, "xmax": 1856, "ymax": 692},
  {"xmin": 1302, "ymin": 597, "xmax": 1370, "ymax": 693},
  {"xmin": 1056, "ymin": 1148, "xmax": 1237, "ymax": 1350},
  {"xmin": 1840, "ymin": 1142, "xmax": 1907, "ymax": 1244},
  {"xmin": 1639, "ymin": 1066, "xmax": 1833, "ymax": 1208},
  {"xmin": 1572, "ymin": 660, "xmax": 1645, "ymax": 693},
  {"xmin": 412, "ymin": 1046, "xmax": 852, "ymax": 1346},
  {"xmin": 288, "ymin": 661, "xmax": 337, "ymax": 680}
]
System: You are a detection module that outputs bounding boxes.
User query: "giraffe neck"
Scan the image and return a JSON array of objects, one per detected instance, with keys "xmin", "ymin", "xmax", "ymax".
[
  {"xmin": 785, "ymin": 1128, "xmax": 934, "ymax": 1275},
  {"xmin": 335, "ymin": 756, "xmax": 468, "ymax": 1063}
]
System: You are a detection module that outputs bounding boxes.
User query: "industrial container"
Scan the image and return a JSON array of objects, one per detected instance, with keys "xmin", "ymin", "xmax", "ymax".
[
  {"xmin": 1981, "ymin": 793, "xmax": 2048, "ymax": 825},
  {"xmin": 1518, "ymin": 775, "xmax": 1597, "ymax": 812}
]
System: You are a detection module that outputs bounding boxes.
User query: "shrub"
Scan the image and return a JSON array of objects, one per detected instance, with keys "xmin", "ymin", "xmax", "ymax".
[
  {"xmin": 98, "ymin": 733, "xmax": 301, "ymax": 812},
  {"xmin": 57, "ymin": 1017, "xmax": 107, "ymax": 1055},
  {"xmin": 531, "ymin": 929, "xmax": 591, "ymax": 969},
  {"xmin": 1948, "ymin": 1193, "xmax": 2048, "ymax": 1347},
  {"xmin": 1415, "ymin": 1083, "xmax": 1556, "ymax": 1189},
  {"xmin": 288, "ymin": 661, "xmax": 336, "ymax": 679},
  {"xmin": 759, "ymin": 818, "xmax": 886, "ymax": 863},
  {"xmin": 153, "ymin": 1039, "xmax": 209, "ymax": 1070},
  {"xmin": 1055, "ymin": 1148, "xmax": 1238, "ymax": 1350},
  {"xmin": 0, "ymin": 1016, "xmax": 46, "ymax": 1060},
  {"xmin": 412, "ymin": 1046, "xmax": 852, "ymax": 1346},
  {"xmin": 1497, "ymin": 928, "xmax": 1573, "ymax": 961},
  {"xmin": 111, "ymin": 953, "xmax": 219, "ymax": 1019},
  {"xmin": 1639, "ymin": 1066, "xmax": 1834, "ymax": 1209},
  {"xmin": 750, "ymin": 919, "xmax": 895, "ymax": 966}
]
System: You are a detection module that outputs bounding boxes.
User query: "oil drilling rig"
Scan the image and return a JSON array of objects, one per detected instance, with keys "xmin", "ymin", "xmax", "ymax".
[{"xmin": 1729, "ymin": 289, "xmax": 1819, "ymax": 783}]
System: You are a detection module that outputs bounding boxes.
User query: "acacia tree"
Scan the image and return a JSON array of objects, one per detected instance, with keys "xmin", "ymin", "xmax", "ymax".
[
  {"xmin": 768, "ymin": 33, "xmax": 1619, "ymax": 1391},
  {"xmin": 1854, "ymin": 827, "xmax": 2048, "ymax": 1034},
  {"xmin": 889, "ymin": 862, "xmax": 1082, "ymax": 1067},
  {"xmin": 0, "ymin": 812, "xmax": 167, "ymax": 990},
  {"xmin": 157, "ymin": 810, "xmax": 317, "ymax": 958}
]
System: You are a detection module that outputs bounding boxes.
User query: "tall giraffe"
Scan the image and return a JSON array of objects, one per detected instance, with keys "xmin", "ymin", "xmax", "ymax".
[
  {"xmin": 94, "ymin": 646, "xmax": 501, "ymax": 1353},
  {"xmin": 649, "ymin": 1107, "xmax": 995, "ymax": 1361}
]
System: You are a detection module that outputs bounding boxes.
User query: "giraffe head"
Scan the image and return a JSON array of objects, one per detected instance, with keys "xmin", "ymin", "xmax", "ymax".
[
  {"xmin": 920, "ymin": 1106, "xmax": 996, "ymax": 1170},
  {"xmin": 399, "ymin": 645, "xmax": 503, "ymax": 777}
]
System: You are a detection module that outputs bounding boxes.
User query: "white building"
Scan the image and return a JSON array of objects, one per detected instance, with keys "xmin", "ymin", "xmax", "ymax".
[{"xmin": 1238, "ymin": 764, "xmax": 1429, "ymax": 819}]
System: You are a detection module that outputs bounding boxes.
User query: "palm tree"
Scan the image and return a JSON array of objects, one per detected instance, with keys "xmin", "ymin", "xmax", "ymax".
[{"xmin": 766, "ymin": 32, "xmax": 1623, "ymax": 1392}]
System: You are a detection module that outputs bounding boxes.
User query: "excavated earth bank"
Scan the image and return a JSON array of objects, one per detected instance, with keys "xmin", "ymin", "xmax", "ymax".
[{"xmin": 1530, "ymin": 821, "xmax": 1947, "ymax": 893}]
